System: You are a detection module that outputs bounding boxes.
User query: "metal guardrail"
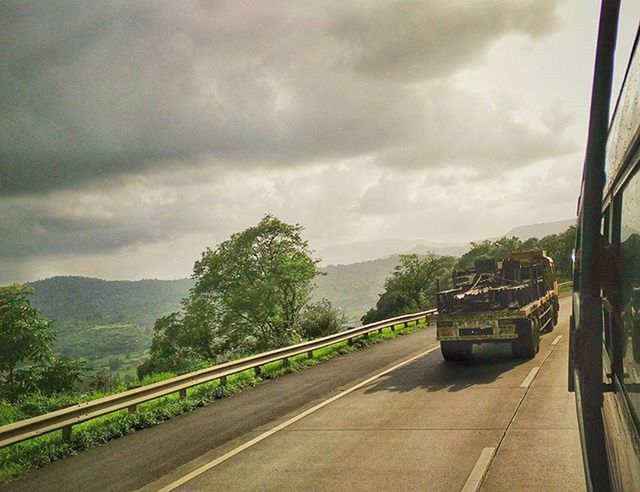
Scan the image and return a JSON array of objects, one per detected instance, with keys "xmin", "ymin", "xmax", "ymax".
[
  {"xmin": 0, "ymin": 309, "xmax": 436, "ymax": 449},
  {"xmin": 558, "ymin": 281, "xmax": 573, "ymax": 290}
]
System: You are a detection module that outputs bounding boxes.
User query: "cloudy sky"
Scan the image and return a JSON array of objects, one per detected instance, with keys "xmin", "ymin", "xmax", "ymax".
[{"xmin": 1, "ymin": 0, "xmax": 639, "ymax": 283}]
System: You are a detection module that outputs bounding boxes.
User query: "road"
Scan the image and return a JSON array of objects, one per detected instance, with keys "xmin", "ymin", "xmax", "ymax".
[{"xmin": 6, "ymin": 297, "xmax": 583, "ymax": 491}]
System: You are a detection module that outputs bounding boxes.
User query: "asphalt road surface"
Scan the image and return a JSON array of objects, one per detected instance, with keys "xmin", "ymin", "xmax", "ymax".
[{"xmin": 6, "ymin": 296, "xmax": 583, "ymax": 491}]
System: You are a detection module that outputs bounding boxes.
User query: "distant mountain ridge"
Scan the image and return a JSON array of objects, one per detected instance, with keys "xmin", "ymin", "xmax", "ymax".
[
  {"xmin": 318, "ymin": 239, "xmax": 466, "ymax": 266},
  {"xmin": 502, "ymin": 219, "xmax": 575, "ymax": 240},
  {"xmin": 317, "ymin": 218, "xmax": 574, "ymax": 265}
]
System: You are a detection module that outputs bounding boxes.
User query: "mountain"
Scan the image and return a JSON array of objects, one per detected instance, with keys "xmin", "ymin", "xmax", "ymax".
[
  {"xmin": 318, "ymin": 219, "xmax": 575, "ymax": 265},
  {"xmin": 502, "ymin": 219, "xmax": 575, "ymax": 240},
  {"xmin": 27, "ymin": 276, "xmax": 194, "ymax": 327},
  {"xmin": 313, "ymin": 255, "xmax": 401, "ymax": 320},
  {"xmin": 317, "ymin": 239, "xmax": 465, "ymax": 266},
  {"xmin": 27, "ymin": 276, "xmax": 195, "ymax": 366}
]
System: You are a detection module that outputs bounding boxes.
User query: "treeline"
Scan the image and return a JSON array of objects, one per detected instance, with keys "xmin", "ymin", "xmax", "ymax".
[
  {"xmin": 361, "ymin": 225, "xmax": 576, "ymax": 324},
  {"xmin": 456, "ymin": 226, "xmax": 575, "ymax": 278},
  {"xmin": 27, "ymin": 276, "xmax": 194, "ymax": 327}
]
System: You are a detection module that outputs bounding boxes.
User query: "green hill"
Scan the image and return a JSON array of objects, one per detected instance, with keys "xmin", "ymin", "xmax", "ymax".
[
  {"xmin": 27, "ymin": 276, "xmax": 195, "ymax": 326},
  {"xmin": 26, "ymin": 277, "xmax": 195, "ymax": 372},
  {"xmin": 24, "ymin": 258, "xmax": 399, "ymax": 363},
  {"xmin": 314, "ymin": 256, "xmax": 400, "ymax": 321}
]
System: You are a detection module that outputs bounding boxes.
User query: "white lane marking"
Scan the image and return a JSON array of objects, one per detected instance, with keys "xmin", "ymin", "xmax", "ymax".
[
  {"xmin": 551, "ymin": 335, "xmax": 563, "ymax": 346},
  {"xmin": 520, "ymin": 367, "xmax": 540, "ymax": 388},
  {"xmin": 156, "ymin": 344, "xmax": 441, "ymax": 492},
  {"xmin": 461, "ymin": 447, "xmax": 496, "ymax": 492}
]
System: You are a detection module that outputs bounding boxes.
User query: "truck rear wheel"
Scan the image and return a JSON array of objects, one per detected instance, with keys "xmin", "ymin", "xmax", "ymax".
[
  {"xmin": 512, "ymin": 318, "xmax": 539, "ymax": 359},
  {"xmin": 441, "ymin": 341, "xmax": 472, "ymax": 361}
]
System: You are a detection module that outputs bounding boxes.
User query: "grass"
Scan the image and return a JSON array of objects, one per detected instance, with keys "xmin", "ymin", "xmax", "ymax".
[
  {"xmin": 0, "ymin": 319, "xmax": 428, "ymax": 483},
  {"xmin": 558, "ymin": 281, "xmax": 573, "ymax": 297}
]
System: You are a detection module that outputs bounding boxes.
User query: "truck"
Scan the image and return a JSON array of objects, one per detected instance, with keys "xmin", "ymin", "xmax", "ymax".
[{"xmin": 434, "ymin": 250, "xmax": 559, "ymax": 361}]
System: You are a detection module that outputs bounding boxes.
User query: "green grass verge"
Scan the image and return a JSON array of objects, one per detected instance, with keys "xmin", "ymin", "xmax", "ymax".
[
  {"xmin": 0, "ymin": 319, "xmax": 428, "ymax": 483},
  {"xmin": 558, "ymin": 282, "xmax": 573, "ymax": 297}
]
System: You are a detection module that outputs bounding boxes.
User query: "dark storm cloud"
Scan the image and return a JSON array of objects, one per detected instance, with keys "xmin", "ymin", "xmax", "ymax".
[
  {"xmin": 334, "ymin": 0, "xmax": 560, "ymax": 81},
  {"xmin": 0, "ymin": 195, "xmax": 189, "ymax": 259},
  {"xmin": 1, "ymin": 0, "xmax": 567, "ymax": 196}
]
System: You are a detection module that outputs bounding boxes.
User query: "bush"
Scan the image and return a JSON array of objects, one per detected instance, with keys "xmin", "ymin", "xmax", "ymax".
[{"xmin": 299, "ymin": 300, "xmax": 346, "ymax": 339}]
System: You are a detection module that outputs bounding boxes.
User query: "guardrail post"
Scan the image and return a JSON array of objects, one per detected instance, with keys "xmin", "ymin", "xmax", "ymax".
[
  {"xmin": 363, "ymin": 332, "xmax": 369, "ymax": 339},
  {"xmin": 62, "ymin": 425, "xmax": 72, "ymax": 443},
  {"xmin": 378, "ymin": 328, "xmax": 383, "ymax": 334},
  {"xmin": 254, "ymin": 366, "xmax": 261, "ymax": 376},
  {"xmin": 307, "ymin": 350, "xmax": 314, "ymax": 359},
  {"xmin": 220, "ymin": 376, "xmax": 227, "ymax": 385},
  {"xmin": 348, "ymin": 338, "xmax": 354, "ymax": 346},
  {"xmin": 283, "ymin": 357, "xmax": 290, "ymax": 367},
  {"xmin": 128, "ymin": 404, "xmax": 137, "ymax": 414},
  {"xmin": 179, "ymin": 389, "xmax": 187, "ymax": 399},
  {"xmin": 391, "ymin": 325, "xmax": 396, "ymax": 332}
]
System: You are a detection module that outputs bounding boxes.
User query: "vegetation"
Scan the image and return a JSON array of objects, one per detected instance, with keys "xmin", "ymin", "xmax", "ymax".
[
  {"xmin": 0, "ymin": 285, "xmax": 87, "ymax": 401},
  {"xmin": 0, "ymin": 319, "xmax": 424, "ymax": 483},
  {"xmin": 361, "ymin": 255, "xmax": 456, "ymax": 324},
  {"xmin": 299, "ymin": 299, "xmax": 348, "ymax": 339},
  {"xmin": 313, "ymin": 255, "xmax": 401, "ymax": 321},
  {"xmin": 0, "ymin": 285, "xmax": 54, "ymax": 398},
  {"xmin": 27, "ymin": 277, "xmax": 194, "ymax": 327},
  {"xmin": 54, "ymin": 322, "xmax": 152, "ymax": 360},
  {"xmin": 456, "ymin": 225, "xmax": 576, "ymax": 279},
  {"xmin": 364, "ymin": 226, "xmax": 576, "ymax": 323},
  {"xmin": 24, "ymin": 277, "xmax": 193, "ymax": 381},
  {"xmin": 0, "ymin": 222, "xmax": 577, "ymax": 482},
  {"xmin": 139, "ymin": 215, "xmax": 343, "ymax": 377}
]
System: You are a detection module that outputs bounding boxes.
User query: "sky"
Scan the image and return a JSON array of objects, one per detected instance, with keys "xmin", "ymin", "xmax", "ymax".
[{"xmin": 1, "ymin": 0, "xmax": 639, "ymax": 283}]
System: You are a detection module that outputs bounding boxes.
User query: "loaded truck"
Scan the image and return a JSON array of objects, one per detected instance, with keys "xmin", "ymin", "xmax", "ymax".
[{"xmin": 435, "ymin": 250, "xmax": 559, "ymax": 361}]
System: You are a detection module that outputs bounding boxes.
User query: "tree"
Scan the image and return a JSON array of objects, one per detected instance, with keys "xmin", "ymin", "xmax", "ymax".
[
  {"xmin": 108, "ymin": 356, "xmax": 123, "ymax": 371},
  {"xmin": 0, "ymin": 285, "xmax": 54, "ymax": 398},
  {"xmin": 456, "ymin": 237, "xmax": 525, "ymax": 270},
  {"xmin": 362, "ymin": 255, "xmax": 456, "ymax": 324},
  {"xmin": 539, "ymin": 225, "xmax": 576, "ymax": 279},
  {"xmin": 34, "ymin": 357, "xmax": 88, "ymax": 395},
  {"xmin": 299, "ymin": 299, "xmax": 347, "ymax": 339},
  {"xmin": 455, "ymin": 226, "xmax": 576, "ymax": 279},
  {"xmin": 142, "ymin": 215, "xmax": 321, "ymax": 375}
]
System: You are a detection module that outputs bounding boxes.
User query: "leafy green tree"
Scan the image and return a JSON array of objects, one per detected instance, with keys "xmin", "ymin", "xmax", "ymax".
[
  {"xmin": 299, "ymin": 299, "xmax": 347, "ymax": 339},
  {"xmin": 362, "ymin": 255, "xmax": 456, "ymax": 324},
  {"xmin": 141, "ymin": 215, "xmax": 321, "ymax": 375},
  {"xmin": 0, "ymin": 285, "xmax": 54, "ymax": 398},
  {"xmin": 456, "ymin": 237, "xmax": 525, "ymax": 270},
  {"xmin": 455, "ymin": 226, "xmax": 576, "ymax": 279},
  {"xmin": 35, "ymin": 357, "xmax": 88, "ymax": 395},
  {"xmin": 539, "ymin": 225, "xmax": 576, "ymax": 279}
]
